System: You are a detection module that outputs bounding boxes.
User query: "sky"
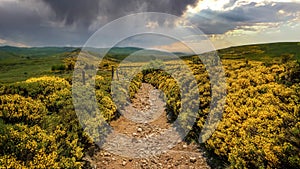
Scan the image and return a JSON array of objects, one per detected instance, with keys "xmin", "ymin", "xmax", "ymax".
[{"xmin": 0, "ymin": 0, "xmax": 299, "ymax": 52}]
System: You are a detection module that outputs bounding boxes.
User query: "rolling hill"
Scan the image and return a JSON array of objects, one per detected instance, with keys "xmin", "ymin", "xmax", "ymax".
[
  {"xmin": 0, "ymin": 42, "xmax": 299, "ymax": 83},
  {"xmin": 217, "ymin": 42, "xmax": 300, "ymax": 61}
]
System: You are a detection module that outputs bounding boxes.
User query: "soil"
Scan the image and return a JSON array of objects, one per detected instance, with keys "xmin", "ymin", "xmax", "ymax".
[{"xmin": 86, "ymin": 83, "xmax": 211, "ymax": 169}]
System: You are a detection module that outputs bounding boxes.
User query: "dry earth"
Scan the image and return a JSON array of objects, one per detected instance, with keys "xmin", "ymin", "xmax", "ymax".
[{"xmin": 86, "ymin": 83, "xmax": 211, "ymax": 169}]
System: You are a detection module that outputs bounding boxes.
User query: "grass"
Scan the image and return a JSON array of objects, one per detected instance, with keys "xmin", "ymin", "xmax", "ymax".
[
  {"xmin": 218, "ymin": 42, "xmax": 300, "ymax": 61},
  {"xmin": 0, "ymin": 48, "xmax": 74, "ymax": 83},
  {"xmin": 0, "ymin": 42, "xmax": 299, "ymax": 84}
]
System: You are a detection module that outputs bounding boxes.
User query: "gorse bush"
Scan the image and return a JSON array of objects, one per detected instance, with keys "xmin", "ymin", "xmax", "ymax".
[
  {"xmin": 0, "ymin": 75, "xmax": 120, "ymax": 168},
  {"xmin": 51, "ymin": 64, "xmax": 66, "ymax": 71},
  {"xmin": 206, "ymin": 61, "xmax": 299, "ymax": 168},
  {"xmin": 209, "ymin": 83, "xmax": 298, "ymax": 168},
  {"xmin": 0, "ymin": 77, "xmax": 84, "ymax": 168},
  {"xmin": 142, "ymin": 59, "xmax": 166, "ymax": 74},
  {"xmin": 0, "ymin": 121, "xmax": 85, "ymax": 168},
  {"xmin": 141, "ymin": 59, "xmax": 299, "ymax": 169},
  {"xmin": 0, "ymin": 94, "xmax": 46, "ymax": 125},
  {"xmin": 1, "ymin": 76, "xmax": 71, "ymax": 112},
  {"xmin": 110, "ymin": 72, "xmax": 143, "ymax": 109}
]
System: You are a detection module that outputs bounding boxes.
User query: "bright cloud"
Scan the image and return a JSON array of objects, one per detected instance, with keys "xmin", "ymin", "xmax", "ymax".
[
  {"xmin": 0, "ymin": 38, "xmax": 29, "ymax": 47},
  {"xmin": 0, "ymin": 0, "xmax": 299, "ymax": 50}
]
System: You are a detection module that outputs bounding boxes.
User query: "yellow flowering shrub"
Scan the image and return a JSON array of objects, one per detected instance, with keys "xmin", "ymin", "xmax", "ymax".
[
  {"xmin": 142, "ymin": 59, "xmax": 299, "ymax": 168},
  {"xmin": 0, "ymin": 94, "xmax": 46, "ymax": 125},
  {"xmin": 0, "ymin": 121, "xmax": 83, "ymax": 168},
  {"xmin": 1, "ymin": 76, "xmax": 71, "ymax": 112},
  {"xmin": 0, "ymin": 76, "xmax": 89, "ymax": 168},
  {"xmin": 206, "ymin": 60, "xmax": 299, "ymax": 168}
]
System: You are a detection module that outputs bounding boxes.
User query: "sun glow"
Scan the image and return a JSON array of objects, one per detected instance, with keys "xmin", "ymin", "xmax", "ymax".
[
  {"xmin": 187, "ymin": 0, "xmax": 300, "ymax": 14},
  {"xmin": 187, "ymin": 0, "xmax": 231, "ymax": 14}
]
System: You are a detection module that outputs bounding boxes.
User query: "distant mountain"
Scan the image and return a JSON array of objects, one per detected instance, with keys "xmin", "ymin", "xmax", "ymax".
[
  {"xmin": 0, "ymin": 46, "xmax": 77, "ymax": 59},
  {"xmin": 83, "ymin": 47, "xmax": 187, "ymax": 61},
  {"xmin": 0, "ymin": 46, "xmax": 189, "ymax": 61},
  {"xmin": 2, "ymin": 42, "xmax": 299, "ymax": 63},
  {"xmin": 108, "ymin": 48, "xmax": 183, "ymax": 62}
]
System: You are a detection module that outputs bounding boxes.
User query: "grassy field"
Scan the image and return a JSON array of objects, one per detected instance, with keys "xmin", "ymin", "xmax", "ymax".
[
  {"xmin": 0, "ymin": 46, "xmax": 76, "ymax": 83},
  {"xmin": 218, "ymin": 42, "xmax": 300, "ymax": 61},
  {"xmin": 0, "ymin": 42, "xmax": 299, "ymax": 84}
]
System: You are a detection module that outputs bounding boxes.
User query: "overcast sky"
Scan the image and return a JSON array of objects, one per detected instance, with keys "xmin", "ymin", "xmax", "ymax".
[{"xmin": 0, "ymin": 0, "xmax": 299, "ymax": 51}]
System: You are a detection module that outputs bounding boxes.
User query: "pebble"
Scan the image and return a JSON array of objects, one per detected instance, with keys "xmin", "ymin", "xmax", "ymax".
[
  {"xmin": 151, "ymin": 159, "xmax": 157, "ymax": 164},
  {"xmin": 190, "ymin": 157, "xmax": 197, "ymax": 163},
  {"xmin": 183, "ymin": 144, "xmax": 188, "ymax": 148},
  {"xmin": 122, "ymin": 161, "xmax": 127, "ymax": 166},
  {"xmin": 137, "ymin": 127, "xmax": 143, "ymax": 132}
]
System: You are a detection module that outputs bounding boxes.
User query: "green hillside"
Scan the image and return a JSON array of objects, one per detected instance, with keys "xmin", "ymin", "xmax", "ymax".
[
  {"xmin": 218, "ymin": 42, "xmax": 300, "ymax": 61},
  {"xmin": 0, "ymin": 42, "xmax": 299, "ymax": 84},
  {"xmin": 0, "ymin": 46, "xmax": 76, "ymax": 59},
  {"xmin": 0, "ymin": 46, "xmax": 77, "ymax": 83}
]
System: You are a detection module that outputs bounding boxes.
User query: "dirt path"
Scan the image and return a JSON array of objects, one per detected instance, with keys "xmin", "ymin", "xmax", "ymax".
[{"xmin": 88, "ymin": 83, "xmax": 211, "ymax": 169}]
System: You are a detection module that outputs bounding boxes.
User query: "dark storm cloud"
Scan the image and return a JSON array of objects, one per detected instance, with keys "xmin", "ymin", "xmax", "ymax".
[
  {"xmin": 0, "ymin": 0, "xmax": 95, "ymax": 46},
  {"xmin": 0, "ymin": 1, "xmax": 46, "ymax": 44},
  {"xmin": 41, "ymin": 0, "xmax": 100, "ymax": 26},
  {"xmin": 42, "ymin": 0, "xmax": 198, "ymax": 26},
  {"xmin": 0, "ymin": 0, "xmax": 198, "ymax": 46},
  {"xmin": 1, "ymin": 0, "xmax": 300, "ymax": 46},
  {"xmin": 190, "ymin": 2, "xmax": 300, "ymax": 35}
]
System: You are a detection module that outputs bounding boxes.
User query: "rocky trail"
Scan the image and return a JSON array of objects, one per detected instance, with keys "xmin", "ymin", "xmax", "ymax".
[{"xmin": 87, "ymin": 83, "xmax": 211, "ymax": 169}]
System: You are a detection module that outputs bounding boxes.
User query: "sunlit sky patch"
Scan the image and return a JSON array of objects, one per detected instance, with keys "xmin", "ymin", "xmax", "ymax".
[{"xmin": 0, "ymin": 0, "xmax": 299, "ymax": 52}]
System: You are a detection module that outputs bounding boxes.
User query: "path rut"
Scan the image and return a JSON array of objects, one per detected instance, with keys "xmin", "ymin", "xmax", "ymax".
[{"xmin": 88, "ymin": 83, "xmax": 211, "ymax": 169}]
